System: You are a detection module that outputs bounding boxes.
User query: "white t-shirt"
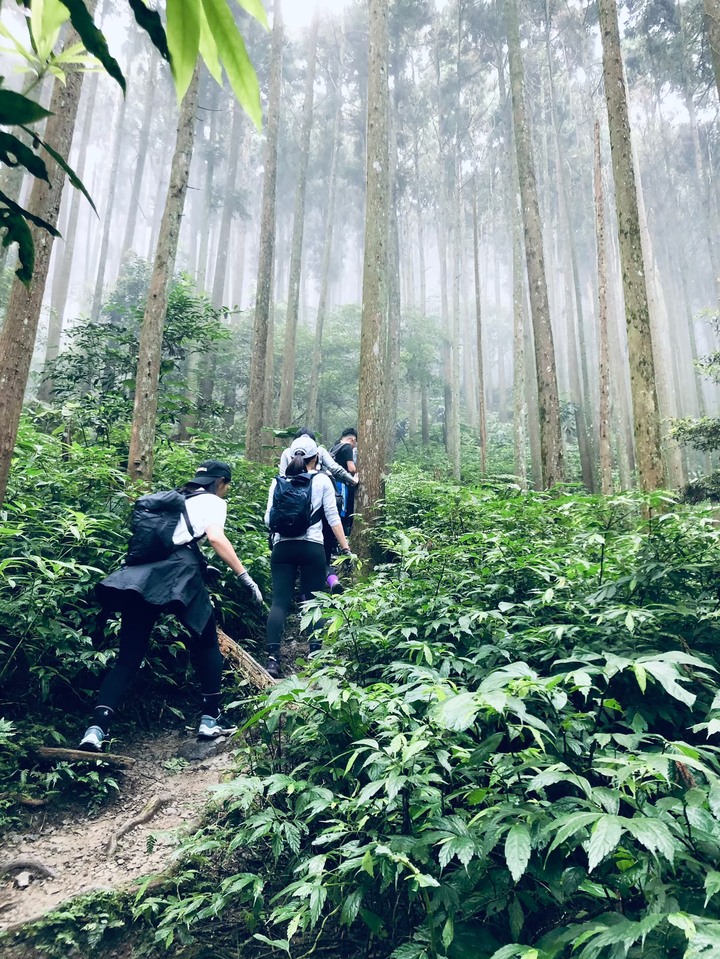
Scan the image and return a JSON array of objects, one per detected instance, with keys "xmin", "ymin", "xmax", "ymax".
[
  {"xmin": 264, "ymin": 470, "xmax": 340, "ymax": 545},
  {"xmin": 172, "ymin": 491, "xmax": 227, "ymax": 545}
]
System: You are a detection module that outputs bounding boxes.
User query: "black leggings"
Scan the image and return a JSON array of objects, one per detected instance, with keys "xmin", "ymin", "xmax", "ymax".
[
  {"xmin": 266, "ymin": 540, "xmax": 326, "ymax": 654},
  {"xmin": 95, "ymin": 599, "xmax": 223, "ymax": 711}
]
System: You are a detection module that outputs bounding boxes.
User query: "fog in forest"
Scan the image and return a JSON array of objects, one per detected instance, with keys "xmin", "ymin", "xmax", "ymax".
[{"xmin": 2, "ymin": 0, "xmax": 719, "ymax": 491}]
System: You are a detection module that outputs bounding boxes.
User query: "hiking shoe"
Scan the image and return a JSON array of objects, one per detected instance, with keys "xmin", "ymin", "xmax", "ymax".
[
  {"xmin": 78, "ymin": 725, "xmax": 104, "ymax": 752},
  {"xmin": 266, "ymin": 655, "xmax": 282, "ymax": 680},
  {"xmin": 197, "ymin": 714, "xmax": 238, "ymax": 739}
]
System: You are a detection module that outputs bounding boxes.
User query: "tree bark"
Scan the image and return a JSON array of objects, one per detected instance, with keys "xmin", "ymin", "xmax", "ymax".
[
  {"xmin": 0, "ymin": 17, "xmax": 93, "ymax": 504},
  {"xmin": 121, "ymin": 58, "xmax": 158, "ymax": 257},
  {"xmin": 127, "ymin": 68, "xmax": 200, "ymax": 482},
  {"xmin": 597, "ymin": 0, "xmax": 664, "ymax": 491},
  {"xmin": 196, "ymin": 80, "xmax": 220, "ymax": 291},
  {"xmin": 90, "ymin": 92, "xmax": 129, "ymax": 321},
  {"xmin": 472, "ymin": 185, "xmax": 487, "ymax": 474},
  {"xmin": 594, "ymin": 121, "xmax": 613, "ymax": 495},
  {"xmin": 307, "ymin": 85, "xmax": 342, "ymax": 426},
  {"xmin": 504, "ymin": 0, "xmax": 564, "ymax": 487},
  {"xmin": 211, "ymin": 100, "xmax": 244, "ymax": 308},
  {"xmin": 38, "ymin": 73, "xmax": 100, "ymax": 400},
  {"xmin": 245, "ymin": 0, "xmax": 284, "ymax": 461},
  {"xmin": 704, "ymin": 0, "xmax": 720, "ymax": 105},
  {"xmin": 357, "ymin": 0, "xmax": 390, "ymax": 551},
  {"xmin": 277, "ymin": 14, "xmax": 319, "ymax": 426}
]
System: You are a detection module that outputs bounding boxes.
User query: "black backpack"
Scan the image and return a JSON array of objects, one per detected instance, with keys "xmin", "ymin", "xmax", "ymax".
[
  {"xmin": 268, "ymin": 474, "xmax": 322, "ymax": 537},
  {"xmin": 126, "ymin": 489, "xmax": 204, "ymax": 566}
]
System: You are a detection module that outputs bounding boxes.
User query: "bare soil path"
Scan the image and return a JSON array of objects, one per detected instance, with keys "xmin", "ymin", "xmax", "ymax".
[{"xmin": 0, "ymin": 729, "xmax": 236, "ymax": 932}]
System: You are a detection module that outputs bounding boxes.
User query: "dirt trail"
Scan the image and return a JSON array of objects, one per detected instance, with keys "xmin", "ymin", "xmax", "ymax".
[{"xmin": 0, "ymin": 730, "xmax": 236, "ymax": 931}]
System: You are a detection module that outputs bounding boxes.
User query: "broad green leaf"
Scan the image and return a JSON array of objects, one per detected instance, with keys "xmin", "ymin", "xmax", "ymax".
[
  {"xmin": 166, "ymin": 0, "xmax": 201, "ymax": 102},
  {"xmin": 198, "ymin": 3, "xmax": 223, "ymax": 84},
  {"xmin": 341, "ymin": 888, "xmax": 362, "ymax": 926},
  {"xmin": 709, "ymin": 782, "xmax": 720, "ymax": 820},
  {"xmin": 547, "ymin": 812, "xmax": 600, "ymax": 854},
  {"xmin": 0, "ymin": 90, "xmax": 52, "ymax": 126},
  {"xmin": 587, "ymin": 815, "xmax": 623, "ymax": 872},
  {"xmin": 633, "ymin": 662, "xmax": 647, "ymax": 693},
  {"xmin": 252, "ymin": 934, "xmax": 290, "ymax": 954},
  {"xmin": 0, "ymin": 132, "xmax": 49, "ymax": 182},
  {"xmin": 625, "ymin": 817, "xmax": 676, "ymax": 863},
  {"xmin": 26, "ymin": 130, "xmax": 97, "ymax": 214},
  {"xmin": 237, "ymin": 0, "xmax": 269, "ymax": 29},
  {"xmin": 642, "ymin": 660, "xmax": 696, "ymax": 707},
  {"xmin": 31, "ymin": 0, "xmax": 70, "ymax": 63},
  {"xmin": 57, "ymin": 0, "xmax": 126, "ymax": 91},
  {"xmin": 128, "ymin": 0, "xmax": 170, "ymax": 61},
  {"xmin": 667, "ymin": 913, "xmax": 696, "ymax": 939},
  {"xmin": 432, "ymin": 691, "xmax": 480, "ymax": 731},
  {"xmin": 201, "ymin": 0, "xmax": 261, "ymax": 129},
  {"xmin": 705, "ymin": 871, "xmax": 720, "ymax": 906},
  {"xmin": 505, "ymin": 823, "xmax": 531, "ymax": 883}
]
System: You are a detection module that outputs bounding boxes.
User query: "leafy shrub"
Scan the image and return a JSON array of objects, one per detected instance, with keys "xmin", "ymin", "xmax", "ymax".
[{"xmin": 131, "ymin": 474, "xmax": 720, "ymax": 959}]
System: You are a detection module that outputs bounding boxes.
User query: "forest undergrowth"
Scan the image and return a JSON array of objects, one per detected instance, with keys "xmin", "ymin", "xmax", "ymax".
[{"xmin": 3, "ymin": 419, "xmax": 720, "ymax": 958}]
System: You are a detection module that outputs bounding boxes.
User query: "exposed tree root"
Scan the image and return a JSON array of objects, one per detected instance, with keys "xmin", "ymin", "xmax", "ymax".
[
  {"xmin": 0, "ymin": 858, "xmax": 57, "ymax": 880},
  {"xmin": 106, "ymin": 793, "xmax": 173, "ymax": 857},
  {"xmin": 217, "ymin": 627, "xmax": 277, "ymax": 688},
  {"xmin": 34, "ymin": 747, "xmax": 135, "ymax": 768}
]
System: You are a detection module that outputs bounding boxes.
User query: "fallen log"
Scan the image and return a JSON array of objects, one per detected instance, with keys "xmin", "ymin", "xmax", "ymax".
[
  {"xmin": 34, "ymin": 747, "xmax": 135, "ymax": 768},
  {"xmin": 217, "ymin": 628, "xmax": 277, "ymax": 688},
  {"xmin": 106, "ymin": 793, "xmax": 172, "ymax": 857}
]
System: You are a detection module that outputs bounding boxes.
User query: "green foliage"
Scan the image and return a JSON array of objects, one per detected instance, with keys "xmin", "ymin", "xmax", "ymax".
[
  {"xmin": 45, "ymin": 259, "xmax": 230, "ymax": 445},
  {"xmin": 125, "ymin": 474, "xmax": 720, "ymax": 958}
]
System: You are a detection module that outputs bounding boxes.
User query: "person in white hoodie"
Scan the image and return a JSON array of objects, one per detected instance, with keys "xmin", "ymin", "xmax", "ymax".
[
  {"xmin": 265, "ymin": 436, "xmax": 351, "ymax": 677},
  {"xmin": 278, "ymin": 428, "xmax": 357, "ymax": 593}
]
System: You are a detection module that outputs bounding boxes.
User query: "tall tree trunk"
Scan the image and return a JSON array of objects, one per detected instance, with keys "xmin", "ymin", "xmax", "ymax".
[
  {"xmin": 38, "ymin": 73, "xmax": 100, "ymax": 400},
  {"xmin": 0, "ymin": 16, "xmax": 93, "ymax": 504},
  {"xmin": 704, "ymin": 0, "xmax": 720, "ymax": 105},
  {"xmin": 245, "ymin": 0, "xmax": 283, "ymax": 461},
  {"xmin": 386, "ymin": 92, "xmax": 402, "ymax": 459},
  {"xmin": 421, "ymin": 377, "xmax": 430, "ymax": 445},
  {"xmin": 90, "ymin": 92, "xmax": 129, "ymax": 321},
  {"xmin": 357, "ymin": 0, "xmax": 390, "ymax": 548},
  {"xmin": 307, "ymin": 86, "xmax": 342, "ymax": 426},
  {"xmin": 197, "ymin": 80, "xmax": 220, "ymax": 291},
  {"xmin": 278, "ymin": 14, "xmax": 319, "ymax": 426},
  {"xmin": 211, "ymin": 101, "xmax": 244, "ymax": 308},
  {"xmin": 127, "ymin": 68, "xmax": 200, "ymax": 482},
  {"xmin": 472, "ymin": 185, "xmax": 487, "ymax": 474},
  {"xmin": 505, "ymin": 0, "xmax": 564, "ymax": 487},
  {"xmin": 594, "ymin": 121, "xmax": 613, "ymax": 495},
  {"xmin": 121, "ymin": 59, "xmax": 158, "ymax": 257},
  {"xmin": 512, "ymin": 193, "xmax": 528, "ymax": 488},
  {"xmin": 597, "ymin": 0, "xmax": 664, "ymax": 491}
]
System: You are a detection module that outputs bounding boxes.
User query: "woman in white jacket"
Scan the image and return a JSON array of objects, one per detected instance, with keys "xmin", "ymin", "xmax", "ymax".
[{"xmin": 264, "ymin": 436, "xmax": 350, "ymax": 677}]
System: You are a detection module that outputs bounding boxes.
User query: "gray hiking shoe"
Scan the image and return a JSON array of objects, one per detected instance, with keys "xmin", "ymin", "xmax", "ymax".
[
  {"xmin": 197, "ymin": 714, "xmax": 238, "ymax": 740},
  {"xmin": 78, "ymin": 725, "xmax": 104, "ymax": 752}
]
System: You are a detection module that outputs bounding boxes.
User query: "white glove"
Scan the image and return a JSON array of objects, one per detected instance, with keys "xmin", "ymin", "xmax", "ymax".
[{"xmin": 238, "ymin": 571, "xmax": 263, "ymax": 604}]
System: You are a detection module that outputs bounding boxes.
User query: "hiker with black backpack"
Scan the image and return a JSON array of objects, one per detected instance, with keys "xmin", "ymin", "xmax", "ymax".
[
  {"xmin": 279, "ymin": 428, "xmax": 357, "ymax": 594},
  {"xmin": 264, "ymin": 436, "xmax": 351, "ymax": 678},
  {"xmin": 78, "ymin": 461, "xmax": 263, "ymax": 752}
]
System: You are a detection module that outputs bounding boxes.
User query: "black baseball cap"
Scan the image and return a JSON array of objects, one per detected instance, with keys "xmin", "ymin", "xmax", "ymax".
[{"xmin": 192, "ymin": 460, "xmax": 232, "ymax": 485}]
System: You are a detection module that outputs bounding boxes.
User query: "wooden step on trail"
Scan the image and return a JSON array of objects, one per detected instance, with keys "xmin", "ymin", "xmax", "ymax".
[{"xmin": 33, "ymin": 747, "xmax": 135, "ymax": 768}]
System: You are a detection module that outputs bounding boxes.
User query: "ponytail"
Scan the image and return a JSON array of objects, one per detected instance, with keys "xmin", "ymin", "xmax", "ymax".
[{"xmin": 286, "ymin": 453, "xmax": 307, "ymax": 477}]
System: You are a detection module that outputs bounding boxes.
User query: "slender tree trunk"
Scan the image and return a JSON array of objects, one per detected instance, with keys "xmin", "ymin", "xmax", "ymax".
[
  {"xmin": 0, "ymin": 16, "xmax": 93, "ymax": 504},
  {"xmin": 90, "ymin": 93, "xmax": 128, "ymax": 321},
  {"xmin": 386, "ymin": 94, "xmax": 402, "ymax": 459},
  {"xmin": 512, "ymin": 194, "xmax": 528, "ymax": 488},
  {"xmin": 211, "ymin": 101, "xmax": 244, "ymax": 308},
  {"xmin": 357, "ymin": 0, "xmax": 390, "ymax": 548},
  {"xmin": 278, "ymin": 13, "xmax": 319, "ymax": 426},
  {"xmin": 197, "ymin": 81, "xmax": 220, "ymax": 291},
  {"xmin": 121, "ymin": 59, "xmax": 158, "ymax": 257},
  {"xmin": 127, "ymin": 68, "xmax": 200, "ymax": 482},
  {"xmin": 38, "ymin": 74, "xmax": 100, "ymax": 400},
  {"xmin": 704, "ymin": 0, "xmax": 720, "ymax": 105},
  {"xmin": 246, "ymin": 0, "xmax": 283, "ymax": 460},
  {"xmin": 505, "ymin": 0, "xmax": 564, "ymax": 487},
  {"xmin": 598, "ymin": 0, "xmax": 664, "ymax": 491},
  {"xmin": 472, "ymin": 186, "xmax": 487, "ymax": 474},
  {"xmin": 307, "ymin": 95, "xmax": 342, "ymax": 426},
  {"xmin": 594, "ymin": 122, "xmax": 613, "ymax": 495},
  {"xmin": 421, "ymin": 378, "xmax": 430, "ymax": 445}
]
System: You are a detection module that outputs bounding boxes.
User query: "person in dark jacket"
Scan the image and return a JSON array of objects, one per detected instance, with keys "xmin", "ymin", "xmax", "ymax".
[{"xmin": 78, "ymin": 460, "xmax": 262, "ymax": 752}]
